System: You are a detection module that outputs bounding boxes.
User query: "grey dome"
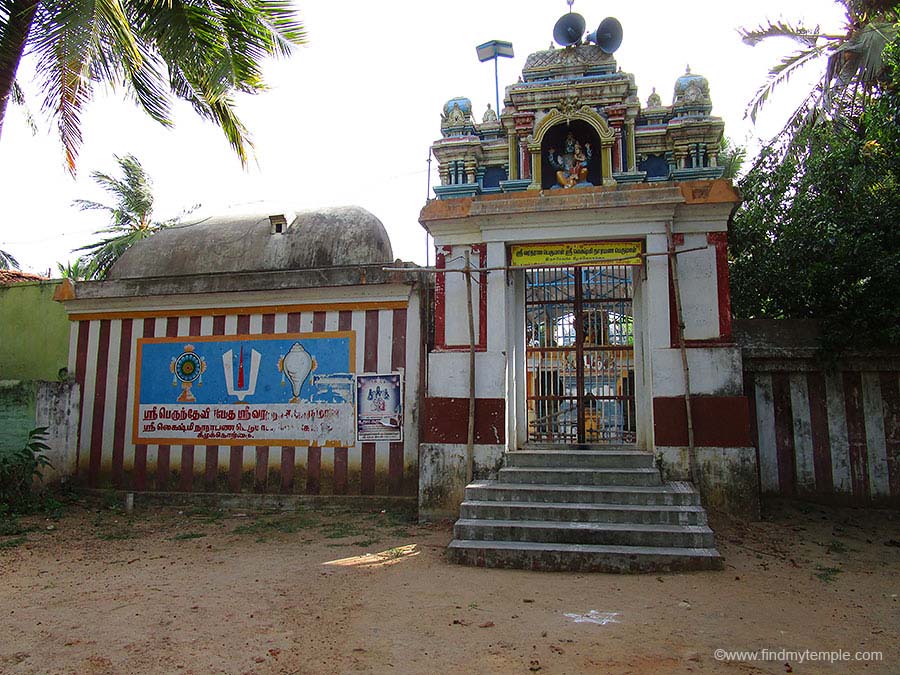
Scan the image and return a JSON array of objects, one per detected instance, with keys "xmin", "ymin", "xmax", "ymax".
[{"xmin": 108, "ymin": 206, "xmax": 393, "ymax": 279}]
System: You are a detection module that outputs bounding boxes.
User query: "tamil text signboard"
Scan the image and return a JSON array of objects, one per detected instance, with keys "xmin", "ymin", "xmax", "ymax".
[
  {"xmin": 509, "ymin": 241, "xmax": 642, "ymax": 267},
  {"xmin": 134, "ymin": 333, "xmax": 355, "ymax": 446}
]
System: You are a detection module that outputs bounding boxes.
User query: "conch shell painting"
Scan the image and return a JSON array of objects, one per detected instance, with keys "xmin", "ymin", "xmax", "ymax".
[{"xmin": 278, "ymin": 342, "xmax": 317, "ymax": 403}]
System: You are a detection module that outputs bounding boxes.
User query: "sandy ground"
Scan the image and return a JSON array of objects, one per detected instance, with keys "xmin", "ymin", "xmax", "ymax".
[{"xmin": 0, "ymin": 496, "xmax": 898, "ymax": 675}]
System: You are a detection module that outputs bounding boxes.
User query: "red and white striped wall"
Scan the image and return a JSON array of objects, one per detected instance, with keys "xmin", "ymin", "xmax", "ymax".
[
  {"xmin": 68, "ymin": 300, "xmax": 419, "ymax": 496},
  {"xmin": 745, "ymin": 369, "xmax": 900, "ymax": 503}
]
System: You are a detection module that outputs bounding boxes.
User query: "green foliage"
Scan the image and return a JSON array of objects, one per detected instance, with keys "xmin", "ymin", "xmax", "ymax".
[
  {"xmin": 0, "ymin": 249, "xmax": 19, "ymax": 270},
  {"xmin": 170, "ymin": 532, "xmax": 206, "ymax": 541},
  {"xmin": 0, "ymin": 535, "xmax": 27, "ymax": 549},
  {"xmin": 232, "ymin": 513, "xmax": 317, "ymax": 536},
  {"xmin": 814, "ymin": 565, "xmax": 842, "ymax": 583},
  {"xmin": 718, "ymin": 137, "xmax": 747, "ymax": 180},
  {"xmin": 740, "ymin": 2, "xmax": 899, "ymax": 142},
  {"xmin": 730, "ymin": 24, "xmax": 900, "ymax": 352},
  {"xmin": 0, "ymin": 0, "xmax": 306, "ymax": 173},
  {"xmin": 0, "ymin": 427, "xmax": 53, "ymax": 513},
  {"xmin": 0, "ymin": 513, "xmax": 30, "ymax": 536},
  {"xmin": 74, "ymin": 153, "xmax": 195, "ymax": 279},
  {"xmin": 56, "ymin": 258, "xmax": 90, "ymax": 280}
]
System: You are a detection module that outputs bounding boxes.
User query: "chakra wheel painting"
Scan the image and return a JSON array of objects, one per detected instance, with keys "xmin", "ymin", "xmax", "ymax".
[
  {"xmin": 170, "ymin": 344, "xmax": 206, "ymax": 403},
  {"xmin": 174, "ymin": 351, "xmax": 203, "ymax": 382}
]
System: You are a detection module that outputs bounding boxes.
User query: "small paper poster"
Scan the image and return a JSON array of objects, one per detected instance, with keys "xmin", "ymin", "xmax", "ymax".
[{"xmin": 356, "ymin": 373, "xmax": 403, "ymax": 442}]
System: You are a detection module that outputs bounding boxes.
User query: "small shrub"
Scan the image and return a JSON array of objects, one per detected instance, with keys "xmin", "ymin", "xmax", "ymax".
[
  {"xmin": 170, "ymin": 532, "xmax": 206, "ymax": 541},
  {"xmin": 814, "ymin": 566, "xmax": 842, "ymax": 583},
  {"xmin": 0, "ymin": 427, "xmax": 52, "ymax": 513},
  {"xmin": 0, "ymin": 516, "xmax": 31, "ymax": 536},
  {"xmin": 0, "ymin": 535, "xmax": 27, "ymax": 549}
]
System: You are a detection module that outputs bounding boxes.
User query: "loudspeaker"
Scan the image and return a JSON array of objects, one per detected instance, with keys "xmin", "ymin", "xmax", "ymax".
[
  {"xmin": 587, "ymin": 16, "xmax": 623, "ymax": 54},
  {"xmin": 553, "ymin": 12, "xmax": 586, "ymax": 47}
]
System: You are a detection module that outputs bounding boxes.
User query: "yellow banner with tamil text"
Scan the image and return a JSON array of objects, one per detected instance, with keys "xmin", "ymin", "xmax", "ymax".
[{"xmin": 509, "ymin": 241, "xmax": 642, "ymax": 267}]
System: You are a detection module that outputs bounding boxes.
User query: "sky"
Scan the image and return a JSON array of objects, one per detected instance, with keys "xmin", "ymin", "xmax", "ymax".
[{"xmin": 0, "ymin": 0, "xmax": 847, "ymax": 277}]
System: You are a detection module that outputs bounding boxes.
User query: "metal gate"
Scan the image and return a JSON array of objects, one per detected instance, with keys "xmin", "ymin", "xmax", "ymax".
[{"xmin": 525, "ymin": 265, "xmax": 636, "ymax": 444}]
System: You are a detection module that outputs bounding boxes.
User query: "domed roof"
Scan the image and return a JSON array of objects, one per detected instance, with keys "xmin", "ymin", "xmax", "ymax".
[
  {"xmin": 108, "ymin": 206, "xmax": 393, "ymax": 280},
  {"xmin": 673, "ymin": 65, "xmax": 711, "ymax": 108},
  {"xmin": 442, "ymin": 96, "xmax": 472, "ymax": 117}
]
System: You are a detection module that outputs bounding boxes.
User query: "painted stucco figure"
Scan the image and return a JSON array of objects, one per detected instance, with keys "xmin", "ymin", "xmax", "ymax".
[
  {"xmin": 170, "ymin": 344, "xmax": 206, "ymax": 402},
  {"xmin": 547, "ymin": 132, "xmax": 592, "ymax": 188},
  {"xmin": 278, "ymin": 342, "xmax": 317, "ymax": 403}
]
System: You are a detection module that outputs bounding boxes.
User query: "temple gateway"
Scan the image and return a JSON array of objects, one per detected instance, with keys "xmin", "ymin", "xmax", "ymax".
[
  {"xmin": 58, "ymin": 33, "xmax": 757, "ymax": 572},
  {"xmin": 420, "ymin": 38, "xmax": 754, "ymax": 571}
]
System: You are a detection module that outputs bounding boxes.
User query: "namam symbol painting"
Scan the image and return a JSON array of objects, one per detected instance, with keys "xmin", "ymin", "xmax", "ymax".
[{"xmin": 134, "ymin": 332, "xmax": 355, "ymax": 447}]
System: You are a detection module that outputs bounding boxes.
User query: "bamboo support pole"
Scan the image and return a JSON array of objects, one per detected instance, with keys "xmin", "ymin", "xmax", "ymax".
[{"xmin": 665, "ymin": 220, "xmax": 697, "ymax": 484}]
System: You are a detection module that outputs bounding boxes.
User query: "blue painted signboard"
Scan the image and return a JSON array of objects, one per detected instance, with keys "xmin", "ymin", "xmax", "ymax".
[{"xmin": 134, "ymin": 332, "xmax": 355, "ymax": 446}]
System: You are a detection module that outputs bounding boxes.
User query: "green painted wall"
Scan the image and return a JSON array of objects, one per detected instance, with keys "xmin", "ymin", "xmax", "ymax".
[
  {"xmin": 0, "ymin": 281, "xmax": 70, "ymax": 381},
  {"xmin": 0, "ymin": 381, "xmax": 36, "ymax": 451}
]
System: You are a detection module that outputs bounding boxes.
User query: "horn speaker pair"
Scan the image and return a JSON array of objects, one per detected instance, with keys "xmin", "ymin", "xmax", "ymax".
[{"xmin": 552, "ymin": 13, "xmax": 623, "ymax": 54}]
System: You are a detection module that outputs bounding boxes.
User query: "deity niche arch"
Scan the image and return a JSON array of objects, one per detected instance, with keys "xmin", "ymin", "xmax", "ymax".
[{"xmin": 540, "ymin": 120, "xmax": 603, "ymax": 190}]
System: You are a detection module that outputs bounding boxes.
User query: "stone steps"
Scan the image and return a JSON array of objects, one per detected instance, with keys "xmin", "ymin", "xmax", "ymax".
[
  {"xmin": 498, "ymin": 466, "xmax": 662, "ymax": 486},
  {"xmin": 506, "ymin": 449, "xmax": 656, "ymax": 469},
  {"xmin": 447, "ymin": 540, "xmax": 723, "ymax": 574},
  {"xmin": 447, "ymin": 445, "xmax": 722, "ymax": 573},
  {"xmin": 459, "ymin": 500, "xmax": 708, "ymax": 525},
  {"xmin": 454, "ymin": 519, "xmax": 716, "ymax": 548},
  {"xmin": 464, "ymin": 480, "xmax": 701, "ymax": 506}
]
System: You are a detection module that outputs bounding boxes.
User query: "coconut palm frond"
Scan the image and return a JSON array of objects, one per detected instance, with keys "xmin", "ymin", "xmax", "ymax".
[
  {"xmin": 830, "ymin": 21, "xmax": 897, "ymax": 86},
  {"xmin": 747, "ymin": 45, "xmax": 829, "ymax": 122},
  {"xmin": 57, "ymin": 258, "xmax": 90, "ymax": 280},
  {"xmin": 76, "ymin": 226, "xmax": 154, "ymax": 279},
  {"xmin": 1, "ymin": 0, "xmax": 304, "ymax": 172},
  {"xmin": 73, "ymin": 153, "xmax": 195, "ymax": 279},
  {"xmin": 742, "ymin": 6, "xmax": 898, "ymax": 139},
  {"xmin": 739, "ymin": 21, "xmax": 824, "ymax": 48},
  {"xmin": 28, "ymin": 0, "xmax": 145, "ymax": 174},
  {"xmin": 0, "ymin": 248, "xmax": 20, "ymax": 270},
  {"xmin": 10, "ymin": 81, "xmax": 38, "ymax": 134},
  {"xmin": 126, "ymin": 0, "xmax": 303, "ymax": 166}
]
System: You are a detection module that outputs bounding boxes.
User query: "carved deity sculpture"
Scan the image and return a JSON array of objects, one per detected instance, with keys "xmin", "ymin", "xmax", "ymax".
[
  {"xmin": 547, "ymin": 132, "xmax": 592, "ymax": 188},
  {"xmin": 447, "ymin": 103, "xmax": 466, "ymax": 125}
]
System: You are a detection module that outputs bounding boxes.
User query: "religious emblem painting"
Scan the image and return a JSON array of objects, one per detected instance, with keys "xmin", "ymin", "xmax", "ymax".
[
  {"xmin": 134, "ymin": 332, "xmax": 355, "ymax": 446},
  {"xmin": 356, "ymin": 373, "xmax": 403, "ymax": 442}
]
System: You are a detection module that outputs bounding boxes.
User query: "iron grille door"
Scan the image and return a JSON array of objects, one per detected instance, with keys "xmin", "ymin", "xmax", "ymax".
[{"xmin": 525, "ymin": 265, "xmax": 636, "ymax": 445}]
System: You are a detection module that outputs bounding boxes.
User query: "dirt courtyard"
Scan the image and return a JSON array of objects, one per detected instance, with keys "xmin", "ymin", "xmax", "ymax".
[{"xmin": 0, "ymin": 496, "xmax": 897, "ymax": 674}]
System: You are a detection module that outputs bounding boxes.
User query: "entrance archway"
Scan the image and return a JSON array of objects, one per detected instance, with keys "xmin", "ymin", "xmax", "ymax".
[
  {"xmin": 524, "ymin": 264, "xmax": 636, "ymax": 445},
  {"xmin": 540, "ymin": 120, "xmax": 603, "ymax": 189}
]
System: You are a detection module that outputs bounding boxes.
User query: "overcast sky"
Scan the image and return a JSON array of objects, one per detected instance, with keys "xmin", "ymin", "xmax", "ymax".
[{"xmin": 0, "ymin": 0, "xmax": 846, "ymax": 276}]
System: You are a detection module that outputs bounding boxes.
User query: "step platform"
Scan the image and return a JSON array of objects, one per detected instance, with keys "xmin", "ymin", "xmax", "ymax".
[{"xmin": 447, "ymin": 447, "xmax": 722, "ymax": 573}]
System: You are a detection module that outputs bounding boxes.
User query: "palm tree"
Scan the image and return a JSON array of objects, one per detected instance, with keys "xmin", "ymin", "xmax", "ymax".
[
  {"xmin": 74, "ymin": 153, "xmax": 192, "ymax": 279},
  {"xmin": 0, "ymin": 0, "xmax": 305, "ymax": 174},
  {"xmin": 740, "ymin": 1, "xmax": 898, "ymax": 137},
  {"xmin": 0, "ymin": 248, "xmax": 19, "ymax": 269},
  {"xmin": 718, "ymin": 137, "xmax": 747, "ymax": 180},
  {"xmin": 56, "ymin": 258, "xmax": 90, "ymax": 280}
]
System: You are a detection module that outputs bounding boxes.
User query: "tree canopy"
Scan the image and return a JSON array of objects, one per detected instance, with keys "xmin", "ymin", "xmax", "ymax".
[
  {"xmin": 740, "ymin": 0, "xmax": 898, "ymax": 141},
  {"xmin": 0, "ymin": 248, "xmax": 18, "ymax": 269},
  {"xmin": 730, "ymin": 22, "xmax": 900, "ymax": 352},
  {"xmin": 74, "ymin": 153, "xmax": 192, "ymax": 279},
  {"xmin": 0, "ymin": 0, "xmax": 305, "ymax": 173}
]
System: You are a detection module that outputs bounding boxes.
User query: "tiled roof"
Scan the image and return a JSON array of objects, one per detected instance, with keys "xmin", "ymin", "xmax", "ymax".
[{"xmin": 0, "ymin": 269, "xmax": 47, "ymax": 285}]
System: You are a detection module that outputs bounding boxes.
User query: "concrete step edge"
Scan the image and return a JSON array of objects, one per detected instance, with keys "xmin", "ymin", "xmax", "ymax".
[
  {"xmin": 521, "ymin": 444, "xmax": 642, "ymax": 451},
  {"xmin": 466, "ymin": 481, "xmax": 698, "ymax": 494},
  {"xmin": 448, "ymin": 539, "xmax": 722, "ymax": 558},
  {"xmin": 509, "ymin": 450, "xmax": 653, "ymax": 456},
  {"xmin": 454, "ymin": 518, "xmax": 714, "ymax": 534},
  {"xmin": 499, "ymin": 467, "xmax": 659, "ymax": 474},
  {"xmin": 460, "ymin": 500, "xmax": 706, "ymax": 513}
]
